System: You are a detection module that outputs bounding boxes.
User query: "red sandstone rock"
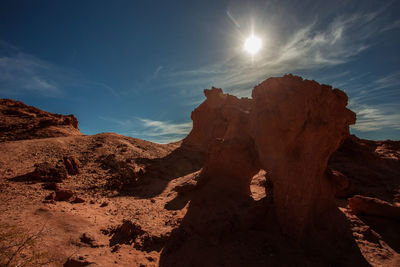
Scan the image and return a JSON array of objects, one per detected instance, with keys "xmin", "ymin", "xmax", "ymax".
[
  {"xmin": 63, "ymin": 156, "xmax": 80, "ymax": 175},
  {"xmin": 108, "ymin": 220, "xmax": 144, "ymax": 246},
  {"xmin": 326, "ymin": 168, "xmax": 354, "ymax": 198},
  {"xmin": 63, "ymin": 257, "xmax": 93, "ymax": 267},
  {"xmin": 46, "ymin": 189, "xmax": 75, "ymax": 202},
  {"xmin": 186, "ymin": 74, "xmax": 356, "ymax": 242},
  {"xmin": 30, "ymin": 162, "xmax": 68, "ymax": 182},
  {"xmin": 348, "ymin": 195, "xmax": 400, "ymax": 220},
  {"xmin": 196, "ymin": 90, "xmax": 260, "ymax": 197},
  {"xmin": 249, "ymin": 75, "xmax": 356, "ymax": 241},
  {"xmin": 71, "ymin": 196, "xmax": 85, "ymax": 203},
  {"xmin": 329, "ymin": 135, "xmax": 400, "ymax": 202},
  {"xmin": 0, "ymin": 98, "xmax": 81, "ymax": 142},
  {"xmin": 183, "ymin": 87, "xmax": 252, "ymax": 152}
]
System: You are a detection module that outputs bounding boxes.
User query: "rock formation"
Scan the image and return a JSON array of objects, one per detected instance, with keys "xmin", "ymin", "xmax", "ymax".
[
  {"xmin": 349, "ymin": 195, "xmax": 400, "ymax": 220},
  {"xmin": 183, "ymin": 87, "xmax": 253, "ymax": 153},
  {"xmin": 186, "ymin": 88, "xmax": 260, "ymax": 197},
  {"xmin": 184, "ymin": 74, "xmax": 356, "ymax": 242},
  {"xmin": 0, "ymin": 98, "xmax": 81, "ymax": 142},
  {"xmin": 329, "ymin": 135, "xmax": 400, "ymax": 203},
  {"xmin": 63, "ymin": 156, "xmax": 80, "ymax": 175},
  {"xmin": 250, "ymin": 75, "xmax": 356, "ymax": 241}
]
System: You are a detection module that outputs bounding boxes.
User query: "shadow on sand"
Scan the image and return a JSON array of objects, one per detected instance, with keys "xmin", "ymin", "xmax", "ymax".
[
  {"xmin": 113, "ymin": 143, "xmax": 205, "ymax": 199},
  {"xmin": 159, "ymin": 181, "xmax": 370, "ymax": 267}
]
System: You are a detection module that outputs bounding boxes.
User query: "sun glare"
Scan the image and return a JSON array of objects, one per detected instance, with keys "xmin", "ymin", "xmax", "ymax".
[{"xmin": 244, "ymin": 35, "xmax": 262, "ymax": 55}]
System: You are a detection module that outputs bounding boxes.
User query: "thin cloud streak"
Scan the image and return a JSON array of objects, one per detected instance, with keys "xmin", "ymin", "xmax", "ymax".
[
  {"xmin": 350, "ymin": 102, "xmax": 400, "ymax": 132},
  {"xmin": 99, "ymin": 116, "xmax": 192, "ymax": 144},
  {"xmin": 375, "ymin": 71, "xmax": 400, "ymax": 90},
  {"xmin": 0, "ymin": 52, "xmax": 62, "ymax": 96},
  {"xmin": 138, "ymin": 119, "xmax": 192, "ymax": 137},
  {"xmin": 349, "ymin": 71, "xmax": 400, "ymax": 104},
  {"xmin": 156, "ymin": 9, "xmax": 388, "ymax": 97},
  {"xmin": 132, "ymin": 119, "xmax": 192, "ymax": 144},
  {"xmin": 0, "ymin": 41, "xmax": 121, "ymax": 99},
  {"xmin": 380, "ymin": 19, "xmax": 400, "ymax": 32}
]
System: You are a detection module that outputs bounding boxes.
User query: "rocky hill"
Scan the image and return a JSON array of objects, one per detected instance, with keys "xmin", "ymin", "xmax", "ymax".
[
  {"xmin": 0, "ymin": 99, "xmax": 81, "ymax": 142},
  {"xmin": 0, "ymin": 75, "xmax": 399, "ymax": 267}
]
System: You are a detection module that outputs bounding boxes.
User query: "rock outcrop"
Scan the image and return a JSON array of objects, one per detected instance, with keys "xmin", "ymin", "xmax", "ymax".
[
  {"xmin": 329, "ymin": 135, "xmax": 400, "ymax": 203},
  {"xmin": 183, "ymin": 87, "xmax": 253, "ymax": 153},
  {"xmin": 0, "ymin": 98, "xmax": 81, "ymax": 142},
  {"xmin": 188, "ymin": 88, "xmax": 259, "ymax": 197},
  {"xmin": 183, "ymin": 74, "xmax": 356, "ymax": 242},
  {"xmin": 30, "ymin": 162, "xmax": 68, "ymax": 182},
  {"xmin": 250, "ymin": 75, "xmax": 356, "ymax": 241},
  {"xmin": 63, "ymin": 156, "xmax": 80, "ymax": 175},
  {"xmin": 349, "ymin": 195, "xmax": 400, "ymax": 220}
]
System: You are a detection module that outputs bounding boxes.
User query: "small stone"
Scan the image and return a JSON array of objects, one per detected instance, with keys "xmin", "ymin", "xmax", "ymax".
[
  {"xmin": 63, "ymin": 156, "xmax": 80, "ymax": 175},
  {"xmin": 71, "ymin": 196, "xmax": 85, "ymax": 203},
  {"xmin": 54, "ymin": 189, "xmax": 74, "ymax": 201},
  {"xmin": 111, "ymin": 244, "xmax": 120, "ymax": 253},
  {"xmin": 63, "ymin": 257, "xmax": 93, "ymax": 267}
]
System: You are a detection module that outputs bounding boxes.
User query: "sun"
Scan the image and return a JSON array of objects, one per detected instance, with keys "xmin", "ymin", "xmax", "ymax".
[{"xmin": 244, "ymin": 35, "xmax": 262, "ymax": 55}]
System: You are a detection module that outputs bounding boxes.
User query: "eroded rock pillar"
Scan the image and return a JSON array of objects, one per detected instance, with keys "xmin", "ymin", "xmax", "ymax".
[{"xmin": 250, "ymin": 75, "xmax": 356, "ymax": 241}]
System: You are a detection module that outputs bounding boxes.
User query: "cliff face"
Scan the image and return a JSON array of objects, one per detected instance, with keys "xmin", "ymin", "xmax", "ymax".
[
  {"xmin": 0, "ymin": 99, "xmax": 81, "ymax": 142},
  {"xmin": 184, "ymin": 74, "xmax": 356, "ymax": 242}
]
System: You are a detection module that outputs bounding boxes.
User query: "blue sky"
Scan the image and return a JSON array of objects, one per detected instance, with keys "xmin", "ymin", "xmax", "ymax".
[{"xmin": 0, "ymin": 0, "xmax": 399, "ymax": 143}]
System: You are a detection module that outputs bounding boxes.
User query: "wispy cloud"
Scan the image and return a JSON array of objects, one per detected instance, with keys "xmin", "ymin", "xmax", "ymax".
[
  {"xmin": 0, "ymin": 49, "xmax": 62, "ymax": 96},
  {"xmin": 0, "ymin": 41, "xmax": 120, "ymax": 98},
  {"xmin": 144, "ymin": 65, "xmax": 164, "ymax": 84},
  {"xmin": 342, "ymin": 70, "xmax": 400, "ymax": 136},
  {"xmin": 349, "ymin": 71, "xmax": 400, "ymax": 104},
  {"xmin": 133, "ymin": 118, "xmax": 192, "ymax": 143},
  {"xmin": 380, "ymin": 19, "xmax": 400, "ymax": 32},
  {"xmin": 99, "ymin": 116, "xmax": 192, "ymax": 144},
  {"xmin": 138, "ymin": 7, "xmax": 400, "ymax": 141},
  {"xmin": 350, "ymin": 102, "xmax": 400, "ymax": 132},
  {"xmin": 375, "ymin": 71, "xmax": 400, "ymax": 90},
  {"xmin": 154, "ymin": 8, "xmax": 388, "ymax": 99}
]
